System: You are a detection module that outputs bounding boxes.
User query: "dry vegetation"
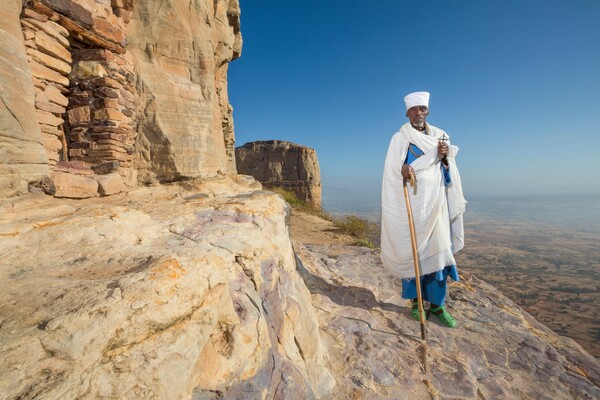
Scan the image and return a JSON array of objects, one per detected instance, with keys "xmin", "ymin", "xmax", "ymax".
[{"xmin": 269, "ymin": 187, "xmax": 379, "ymax": 248}]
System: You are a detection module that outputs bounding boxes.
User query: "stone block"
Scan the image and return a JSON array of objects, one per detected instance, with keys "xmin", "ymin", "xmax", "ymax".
[
  {"xmin": 91, "ymin": 143, "xmax": 127, "ymax": 153},
  {"xmin": 43, "ymin": 133, "xmax": 63, "ymax": 162},
  {"xmin": 73, "ymin": 48, "xmax": 114, "ymax": 62},
  {"xmin": 44, "ymin": 0, "xmax": 94, "ymax": 26},
  {"xmin": 96, "ymin": 97, "xmax": 119, "ymax": 109},
  {"xmin": 39, "ymin": 123, "xmax": 62, "ymax": 137},
  {"xmin": 70, "ymin": 61, "xmax": 108, "ymax": 80},
  {"xmin": 91, "ymin": 160, "xmax": 120, "ymax": 175},
  {"xmin": 51, "ymin": 171, "xmax": 98, "ymax": 198},
  {"xmin": 85, "ymin": 149, "xmax": 130, "ymax": 161},
  {"xmin": 54, "ymin": 161, "xmax": 94, "ymax": 175},
  {"xmin": 23, "ymin": 18, "xmax": 69, "ymax": 47},
  {"xmin": 29, "ymin": 60, "xmax": 69, "ymax": 86},
  {"xmin": 35, "ymin": 100, "xmax": 66, "ymax": 114},
  {"xmin": 94, "ymin": 108, "xmax": 125, "ymax": 121},
  {"xmin": 94, "ymin": 172, "xmax": 125, "ymax": 195},
  {"xmin": 67, "ymin": 106, "xmax": 91, "ymax": 125},
  {"xmin": 36, "ymin": 110, "xmax": 63, "ymax": 127},
  {"xmin": 22, "ymin": 7, "xmax": 48, "ymax": 22},
  {"xmin": 27, "ymin": 48, "xmax": 71, "ymax": 75},
  {"xmin": 92, "ymin": 17, "xmax": 124, "ymax": 44},
  {"xmin": 34, "ymin": 31, "xmax": 71, "ymax": 63},
  {"xmin": 93, "ymin": 77, "xmax": 122, "ymax": 89},
  {"xmin": 44, "ymin": 84, "xmax": 69, "ymax": 107},
  {"xmin": 22, "ymin": 29, "xmax": 35, "ymax": 41},
  {"xmin": 68, "ymin": 92, "xmax": 93, "ymax": 107},
  {"xmin": 94, "ymin": 86, "xmax": 118, "ymax": 98}
]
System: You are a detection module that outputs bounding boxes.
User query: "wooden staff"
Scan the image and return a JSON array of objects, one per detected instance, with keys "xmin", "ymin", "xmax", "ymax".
[{"xmin": 403, "ymin": 170, "xmax": 426, "ymax": 340}]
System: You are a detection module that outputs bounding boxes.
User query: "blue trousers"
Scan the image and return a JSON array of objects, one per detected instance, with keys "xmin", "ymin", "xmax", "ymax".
[{"xmin": 401, "ymin": 265, "xmax": 459, "ymax": 306}]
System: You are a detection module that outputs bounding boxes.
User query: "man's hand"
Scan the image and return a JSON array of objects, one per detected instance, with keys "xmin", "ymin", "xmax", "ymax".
[
  {"xmin": 437, "ymin": 141, "xmax": 449, "ymax": 159},
  {"xmin": 401, "ymin": 164, "xmax": 414, "ymax": 180}
]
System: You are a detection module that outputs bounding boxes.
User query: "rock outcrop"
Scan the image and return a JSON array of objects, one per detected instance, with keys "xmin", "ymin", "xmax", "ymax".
[
  {"xmin": 129, "ymin": 0, "xmax": 242, "ymax": 183},
  {"xmin": 0, "ymin": 178, "xmax": 334, "ymax": 399},
  {"xmin": 295, "ymin": 243, "xmax": 600, "ymax": 399},
  {"xmin": 0, "ymin": 0, "xmax": 241, "ymax": 198},
  {"xmin": 0, "ymin": 1, "xmax": 49, "ymax": 198},
  {"xmin": 236, "ymin": 140, "xmax": 322, "ymax": 208}
]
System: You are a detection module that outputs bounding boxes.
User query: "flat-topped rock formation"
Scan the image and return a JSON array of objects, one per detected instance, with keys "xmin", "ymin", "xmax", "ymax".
[{"xmin": 236, "ymin": 140, "xmax": 322, "ymax": 208}]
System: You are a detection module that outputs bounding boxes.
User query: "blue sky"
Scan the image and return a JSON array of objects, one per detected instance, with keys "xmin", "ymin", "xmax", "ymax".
[{"xmin": 229, "ymin": 1, "xmax": 600, "ymax": 212}]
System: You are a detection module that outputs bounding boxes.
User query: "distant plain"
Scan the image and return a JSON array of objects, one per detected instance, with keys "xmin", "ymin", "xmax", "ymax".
[{"xmin": 324, "ymin": 192, "xmax": 600, "ymax": 358}]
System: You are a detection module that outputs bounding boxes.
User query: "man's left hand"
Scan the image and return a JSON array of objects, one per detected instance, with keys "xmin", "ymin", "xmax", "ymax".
[{"xmin": 437, "ymin": 142, "xmax": 448, "ymax": 159}]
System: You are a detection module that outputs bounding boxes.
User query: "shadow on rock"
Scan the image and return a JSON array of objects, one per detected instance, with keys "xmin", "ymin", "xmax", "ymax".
[{"xmin": 295, "ymin": 254, "xmax": 403, "ymax": 315}]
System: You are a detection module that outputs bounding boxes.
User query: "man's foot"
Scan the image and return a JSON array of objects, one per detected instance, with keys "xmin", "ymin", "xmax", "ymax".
[
  {"xmin": 411, "ymin": 300, "xmax": 427, "ymax": 321},
  {"xmin": 430, "ymin": 305, "xmax": 456, "ymax": 328}
]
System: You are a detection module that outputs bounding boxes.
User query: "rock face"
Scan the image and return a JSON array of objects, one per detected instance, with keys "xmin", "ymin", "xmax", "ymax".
[
  {"xmin": 0, "ymin": 178, "xmax": 334, "ymax": 399},
  {"xmin": 129, "ymin": 0, "xmax": 242, "ymax": 183},
  {"xmin": 236, "ymin": 140, "xmax": 322, "ymax": 208},
  {"xmin": 0, "ymin": 0, "xmax": 49, "ymax": 198},
  {"xmin": 295, "ymin": 243, "xmax": 600, "ymax": 399},
  {"xmin": 0, "ymin": 0, "xmax": 241, "ymax": 198}
]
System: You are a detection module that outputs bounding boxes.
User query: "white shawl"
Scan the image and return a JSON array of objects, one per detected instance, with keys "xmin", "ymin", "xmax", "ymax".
[{"xmin": 381, "ymin": 123, "xmax": 466, "ymax": 279}]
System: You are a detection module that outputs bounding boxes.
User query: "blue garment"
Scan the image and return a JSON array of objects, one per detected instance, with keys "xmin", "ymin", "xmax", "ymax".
[
  {"xmin": 401, "ymin": 265, "xmax": 459, "ymax": 306},
  {"xmin": 404, "ymin": 143, "xmax": 452, "ymax": 186},
  {"xmin": 402, "ymin": 140, "xmax": 457, "ymax": 305}
]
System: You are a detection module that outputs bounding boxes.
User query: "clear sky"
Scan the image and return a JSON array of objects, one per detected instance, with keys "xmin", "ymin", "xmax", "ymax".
[{"xmin": 229, "ymin": 0, "xmax": 600, "ymax": 211}]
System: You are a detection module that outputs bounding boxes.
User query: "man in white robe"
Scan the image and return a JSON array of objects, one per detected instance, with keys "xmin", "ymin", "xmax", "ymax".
[{"xmin": 381, "ymin": 91, "xmax": 466, "ymax": 327}]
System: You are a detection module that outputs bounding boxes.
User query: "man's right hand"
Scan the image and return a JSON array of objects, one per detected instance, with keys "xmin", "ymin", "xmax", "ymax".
[{"xmin": 401, "ymin": 164, "xmax": 414, "ymax": 180}]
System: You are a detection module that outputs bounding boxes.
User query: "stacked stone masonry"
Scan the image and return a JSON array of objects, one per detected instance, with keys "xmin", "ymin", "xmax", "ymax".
[
  {"xmin": 14, "ymin": 0, "xmax": 134, "ymax": 196},
  {"xmin": 2, "ymin": 0, "xmax": 242, "ymax": 198},
  {"xmin": 20, "ymin": 6, "xmax": 71, "ymax": 166}
]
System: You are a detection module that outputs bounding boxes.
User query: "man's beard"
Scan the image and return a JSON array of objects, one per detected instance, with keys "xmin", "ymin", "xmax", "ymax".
[{"xmin": 412, "ymin": 118, "xmax": 425, "ymax": 130}]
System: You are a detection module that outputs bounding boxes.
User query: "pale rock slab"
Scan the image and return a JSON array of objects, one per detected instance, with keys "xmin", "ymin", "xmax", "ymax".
[
  {"xmin": 0, "ymin": 179, "xmax": 334, "ymax": 399},
  {"xmin": 94, "ymin": 172, "xmax": 125, "ymax": 195},
  {"xmin": 51, "ymin": 170, "xmax": 98, "ymax": 198}
]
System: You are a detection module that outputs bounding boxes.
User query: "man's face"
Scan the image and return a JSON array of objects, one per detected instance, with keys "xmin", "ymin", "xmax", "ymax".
[{"xmin": 406, "ymin": 106, "xmax": 429, "ymax": 131}]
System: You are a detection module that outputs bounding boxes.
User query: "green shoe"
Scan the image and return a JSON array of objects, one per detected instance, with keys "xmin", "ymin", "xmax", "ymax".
[
  {"xmin": 430, "ymin": 305, "xmax": 456, "ymax": 328},
  {"xmin": 411, "ymin": 300, "xmax": 427, "ymax": 322}
]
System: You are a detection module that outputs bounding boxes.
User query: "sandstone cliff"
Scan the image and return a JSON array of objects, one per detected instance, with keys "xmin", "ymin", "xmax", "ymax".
[
  {"xmin": 0, "ymin": 0, "xmax": 241, "ymax": 198},
  {"xmin": 236, "ymin": 140, "xmax": 322, "ymax": 208}
]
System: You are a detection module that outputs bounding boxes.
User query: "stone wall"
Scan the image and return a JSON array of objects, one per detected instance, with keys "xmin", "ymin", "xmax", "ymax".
[
  {"xmin": 236, "ymin": 140, "xmax": 323, "ymax": 208},
  {"xmin": 0, "ymin": 0, "xmax": 241, "ymax": 199}
]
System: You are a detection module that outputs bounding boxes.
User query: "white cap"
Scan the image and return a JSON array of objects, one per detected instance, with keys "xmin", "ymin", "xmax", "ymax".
[{"xmin": 404, "ymin": 91, "xmax": 430, "ymax": 111}]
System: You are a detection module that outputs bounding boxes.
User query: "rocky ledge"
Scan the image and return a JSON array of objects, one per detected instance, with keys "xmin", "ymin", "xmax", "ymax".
[
  {"xmin": 0, "ymin": 178, "xmax": 333, "ymax": 399},
  {"xmin": 294, "ymin": 243, "xmax": 600, "ymax": 399},
  {"xmin": 1, "ymin": 179, "xmax": 599, "ymax": 399}
]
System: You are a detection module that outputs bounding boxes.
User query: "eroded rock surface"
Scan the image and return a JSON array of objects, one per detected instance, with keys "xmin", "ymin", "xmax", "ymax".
[
  {"xmin": 0, "ymin": 178, "xmax": 333, "ymax": 399},
  {"xmin": 0, "ymin": 0, "xmax": 49, "ymax": 197},
  {"xmin": 1, "ymin": 0, "xmax": 241, "ymax": 197},
  {"xmin": 129, "ymin": 0, "xmax": 242, "ymax": 182},
  {"xmin": 236, "ymin": 140, "xmax": 322, "ymax": 208},
  {"xmin": 295, "ymin": 244, "xmax": 600, "ymax": 399}
]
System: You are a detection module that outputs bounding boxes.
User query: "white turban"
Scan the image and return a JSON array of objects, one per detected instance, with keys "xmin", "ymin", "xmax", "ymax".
[{"xmin": 404, "ymin": 91, "xmax": 430, "ymax": 111}]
